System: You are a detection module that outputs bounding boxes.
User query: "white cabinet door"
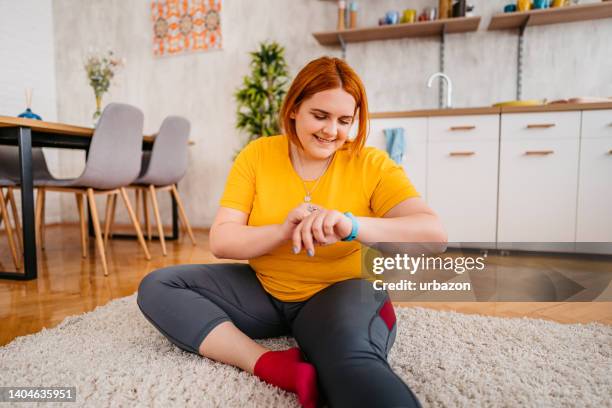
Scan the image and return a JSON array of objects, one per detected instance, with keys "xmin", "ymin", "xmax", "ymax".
[
  {"xmin": 427, "ymin": 115, "xmax": 499, "ymax": 246},
  {"xmin": 367, "ymin": 117, "xmax": 427, "ymax": 199},
  {"xmin": 498, "ymin": 111, "xmax": 581, "ymax": 252},
  {"xmin": 576, "ymin": 110, "xmax": 612, "ymax": 255}
]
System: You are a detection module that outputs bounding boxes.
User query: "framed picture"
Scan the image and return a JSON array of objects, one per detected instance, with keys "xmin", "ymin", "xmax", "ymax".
[{"xmin": 151, "ymin": 0, "xmax": 222, "ymax": 57}]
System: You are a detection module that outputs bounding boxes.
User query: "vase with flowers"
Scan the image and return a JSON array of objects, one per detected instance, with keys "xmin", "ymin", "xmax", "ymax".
[{"xmin": 84, "ymin": 49, "xmax": 124, "ymax": 126}]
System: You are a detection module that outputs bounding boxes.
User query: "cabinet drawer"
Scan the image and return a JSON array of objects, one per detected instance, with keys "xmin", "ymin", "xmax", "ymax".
[
  {"xmin": 501, "ymin": 111, "xmax": 580, "ymax": 141},
  {"xmin": 428, "ymin": 114, "xmax": 499, "ymax": 143},
  {"xmin": 576, "ymin": 137, "xmax": 612, "ymax": 244},
  {"xmin": 581, "ymin": 110, "xmax": 612, "ymax": 140},
  {"xmin": 498, "ymin": 137, "xmax": 580, "ymax": 242},
  {"xmin": 427, "ymin": 139, "xmax": 499, "ymax": 243}
]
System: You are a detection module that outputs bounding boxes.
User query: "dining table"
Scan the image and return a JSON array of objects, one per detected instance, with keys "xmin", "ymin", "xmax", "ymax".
[{"xmin": 0, "ymin": 115, "xmax": 186, "ymax": 280}]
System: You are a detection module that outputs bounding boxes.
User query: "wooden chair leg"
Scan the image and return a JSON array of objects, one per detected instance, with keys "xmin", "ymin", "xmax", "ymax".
[
  {"xmin": 171, "ymin": 184, "xmax": 196, "ymax": 245},
  {"xmin": 86, "ymin": 188, "xmax": 109, "ymax": 276},
  {"xmin": 40, "ymin": 188, "xmax": 46, "ymax": 250},
  {"xmin": 7, "ymin": 188, "xmax": 23, "ymax": 255},
  {"xmin": 0, "ymin": 190, "xmax": 21, "ymax": 270},
  {"xmin": 119, "ymin": 187, "xmax": 151, "ymax": 260},
  {"xmin": 169, "ymin": 190, "xmax": 187, "ymax": 236},
  {"xmin": 148, "ymin": 185, "xmax": 167, "ymax": 256},
  {"xmin": 35, "ymin": 188, "xmax": 45, "ymax": 250},
  {"xmin": 103, "ymin": 194, "xmax": 114, "ymax": 249},
  {"xmin": 134, "ymin": 189, "xmax": 141, "ymax": 225},
  {"xmin": 75, "ymin": 193, "xmax": 87, "ymax": 258},
  {"xmin": 142, "ymin": 188, "xmax": 152, "ymax": 241},
  {"xmin": 108, "ymin": 194, "xmax": 117, "ymax": 239}
]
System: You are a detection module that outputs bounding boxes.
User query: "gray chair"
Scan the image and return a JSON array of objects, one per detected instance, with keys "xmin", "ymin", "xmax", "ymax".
[
  {"xmin": 0, "ymin": 146, "xmax": 56, "ymax": 181},
  {"xmin": 38, "ymin": 103, "xmax": 151, "ymax": 276},
  {"xmin": 0, "ymin": 146, "xmax": 57, "ymax": 181},
  {"xmin": 107, "ymin": 116, "xmax": 195, "ymax": 256},
  {"xmin": 0, "ymin": 180, "xmax": 21, "ymax": 270},
  {"xmin": 0, "ymin": 146, "xmax": 56, "ymax": 250}
]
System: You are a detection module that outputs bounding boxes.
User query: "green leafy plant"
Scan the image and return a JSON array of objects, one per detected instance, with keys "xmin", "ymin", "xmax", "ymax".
[{"xmin": 234, "ymin": 41, "xmax": 290, "ymax": 150}]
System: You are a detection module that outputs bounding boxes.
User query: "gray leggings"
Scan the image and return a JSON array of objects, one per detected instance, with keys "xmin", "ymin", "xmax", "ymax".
[{"xmin": 136, "ymin": 263, "xmax": 421, "ymax": 408}]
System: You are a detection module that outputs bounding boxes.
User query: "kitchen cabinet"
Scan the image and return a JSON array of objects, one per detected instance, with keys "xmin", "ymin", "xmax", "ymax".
[
  {"xmin": 497, "ymin": 111, "xmax": 581, "ymax": 253},
  {"xmin": 575, "ymin": 110, "xmax": 612, "ymax": 255},
  {"xmin": 427, "ymin": 115, "xmax": 499, "ymax": 246},
  {"xmin": 366, "ymin": 117, "xmax": 427, "ymax": 198},
  {"xmin": 369, "ymin": 104, "xmax": 611, "ymax": 255}
]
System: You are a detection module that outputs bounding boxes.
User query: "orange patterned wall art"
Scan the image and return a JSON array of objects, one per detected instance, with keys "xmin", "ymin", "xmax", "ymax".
[{"xmin": 151, "ymin": 0, "xmax": 222, "ymax": 57}]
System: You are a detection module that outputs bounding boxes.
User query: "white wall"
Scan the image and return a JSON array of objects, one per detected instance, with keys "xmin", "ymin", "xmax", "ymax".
[
  {"xmin": 0, "ymin": 0, "xmax": 61, "ymax": 223},
  {"xmin": 15, "ymin": 0, "xmax": 612, "ymax": 227},
  {"xmin": 349, "ymin": 0, "xmax": 612, "ymax": 111}
]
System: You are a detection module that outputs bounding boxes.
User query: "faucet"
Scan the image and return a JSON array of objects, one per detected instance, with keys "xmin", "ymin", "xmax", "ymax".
[{"xmin": 427, "ymin": 72, "xmax": 453, "ymax": 109}]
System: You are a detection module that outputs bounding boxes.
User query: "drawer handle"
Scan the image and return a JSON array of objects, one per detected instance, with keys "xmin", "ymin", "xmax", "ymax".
[
  {"xmin": 526, "ymin": 123, "xmax": 556, "ymax": 129},
  {"xmin": 449, "ymin": 126, "xmax": 476, "ymax": 131},
  {"xmin": 449, "ymin": 151, "xmax": 476, "ymax": 156},
  {"xmin": 524, "ymin": 150, "xmax": 554, "ymax": 156}
]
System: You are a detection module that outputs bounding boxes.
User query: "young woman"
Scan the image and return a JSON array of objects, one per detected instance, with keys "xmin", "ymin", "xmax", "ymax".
[{"xmin": 137, "ymin": 56, "xmax": 447, "ymax": 408}]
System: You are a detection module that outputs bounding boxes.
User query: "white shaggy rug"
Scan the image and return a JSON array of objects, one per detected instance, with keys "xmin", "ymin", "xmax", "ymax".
[{"xmin": 1, "ymin": 294, "xmax": 611, "ymax": 407}]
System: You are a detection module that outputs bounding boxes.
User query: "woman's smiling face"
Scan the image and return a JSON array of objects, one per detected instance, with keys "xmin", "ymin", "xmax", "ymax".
[{"xmin": 291, "ymin": 87, "xmax": 356, "ymax": 162}]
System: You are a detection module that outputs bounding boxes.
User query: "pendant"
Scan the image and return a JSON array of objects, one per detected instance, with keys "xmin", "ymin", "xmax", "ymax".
[{"xmin": 304, "ymin": 195, "xmax": 311, "ymax": 202}]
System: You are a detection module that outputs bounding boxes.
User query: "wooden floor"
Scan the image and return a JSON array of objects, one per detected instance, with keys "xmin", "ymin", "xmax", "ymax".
[{"xmin": 1, "ymin": 224, "xmax": 611, "ymax": 347}]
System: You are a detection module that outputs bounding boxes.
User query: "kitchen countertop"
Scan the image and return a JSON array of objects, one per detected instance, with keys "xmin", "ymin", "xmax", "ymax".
[{"xmin": 369, "ymin": 101, "xmax": 612, "ymax": 119}]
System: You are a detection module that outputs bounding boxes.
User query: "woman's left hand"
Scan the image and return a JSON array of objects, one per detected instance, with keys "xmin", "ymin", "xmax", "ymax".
[{"xmin": 292, "ymin": 206, "xmax": 353, "ymax": 256}]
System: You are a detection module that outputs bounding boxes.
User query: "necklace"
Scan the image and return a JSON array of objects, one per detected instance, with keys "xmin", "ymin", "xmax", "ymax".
[{"xmin": 291, "ymin": 144, "xmax": 333, "ymax": 203}]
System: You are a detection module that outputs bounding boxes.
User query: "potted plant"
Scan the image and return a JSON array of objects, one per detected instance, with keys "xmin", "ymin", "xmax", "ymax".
[{"xmin": 234, "ymin": 41, "xmax": 290, "ymax": 153}]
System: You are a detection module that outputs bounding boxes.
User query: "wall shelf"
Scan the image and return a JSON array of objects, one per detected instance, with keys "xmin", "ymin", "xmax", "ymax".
[
  {"xmin": 487, "ymin": 1, "xmax": 612, "ymax": 31},
  {"xmin": 312, "ymin": 16, "xmax": 480, "ymax": 108},
  {"xmin": 313, "ymin": 17, "xmax": 481, "ymax": 46},
  {"xmin": 487, "ymin": 1, "xmax": 612, "ymax": 101}
]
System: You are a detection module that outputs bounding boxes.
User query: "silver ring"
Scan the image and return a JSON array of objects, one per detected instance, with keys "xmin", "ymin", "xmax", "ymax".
[{"xmin": 307, "ymin": 204, "xmax": 317, "ymax": 213}]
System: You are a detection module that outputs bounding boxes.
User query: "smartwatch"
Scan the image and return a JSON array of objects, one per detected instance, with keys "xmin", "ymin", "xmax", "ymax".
[{"xmin": 341, "ymin": 212, "xmax": 359, "ymax": 242}]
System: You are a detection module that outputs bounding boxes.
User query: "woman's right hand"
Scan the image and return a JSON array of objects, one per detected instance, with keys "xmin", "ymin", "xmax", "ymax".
[{"xmin": 280, "ymin": 203, "xmax": 323, "ymax": 241}]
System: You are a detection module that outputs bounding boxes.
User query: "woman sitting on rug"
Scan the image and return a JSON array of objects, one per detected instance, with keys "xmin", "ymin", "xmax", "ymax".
[{"xmin": 137, "ymin": 56, "xmax": 447, "ymax": 408}]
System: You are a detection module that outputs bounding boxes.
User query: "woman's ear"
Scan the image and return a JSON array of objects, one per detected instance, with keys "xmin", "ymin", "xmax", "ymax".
[{"xmin": 289, "ymin": 111, "xmax": 296, "ymax": 120}]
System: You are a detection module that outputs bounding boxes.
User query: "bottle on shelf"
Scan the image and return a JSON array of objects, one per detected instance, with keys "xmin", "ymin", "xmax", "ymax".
[
  {"xmin": 349, "ymin": 1, "xmax": 358, "ymax": 29},
  {"xmin": 452, "ymin": 0, "xmax": 467, "ymax": 17},
  {"xmin": 337, "ymin": 0, "xmax": 346, "ymax": 30},
  {"xmin": 439, "ymin": 0, "xmax": 452, "ymax": 19}
]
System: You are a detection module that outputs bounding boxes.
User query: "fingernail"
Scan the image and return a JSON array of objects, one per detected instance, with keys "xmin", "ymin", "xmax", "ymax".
[
  {"xmin": 292, "ymin": 246, "xmax": 299, "ymax": 254},
  {"xmin": 307, "ymin": 249, "xmax": 314, "ymax": 257}
]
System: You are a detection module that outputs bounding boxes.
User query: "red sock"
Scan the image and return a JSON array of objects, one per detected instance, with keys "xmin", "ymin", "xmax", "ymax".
[{"xmin": 253, "ymin": 347, "xmax": 319, "ymax": 408}]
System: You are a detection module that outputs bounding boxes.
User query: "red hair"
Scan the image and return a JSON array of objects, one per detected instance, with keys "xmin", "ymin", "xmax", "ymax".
[{"xmin": 279, "ymin": 56, "xmax": 369, "ymax": 154}]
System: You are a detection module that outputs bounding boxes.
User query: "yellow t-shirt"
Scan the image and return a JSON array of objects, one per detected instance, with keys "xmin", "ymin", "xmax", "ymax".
[{"xmin": 219, "ymin": 135, "xmax": 420, "ymax": 302}]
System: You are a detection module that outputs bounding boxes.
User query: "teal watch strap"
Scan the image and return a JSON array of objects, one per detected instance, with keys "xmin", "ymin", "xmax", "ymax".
[{"xmin": 341, "ymin": 212, "xmax": 359, "ymax": 242}]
